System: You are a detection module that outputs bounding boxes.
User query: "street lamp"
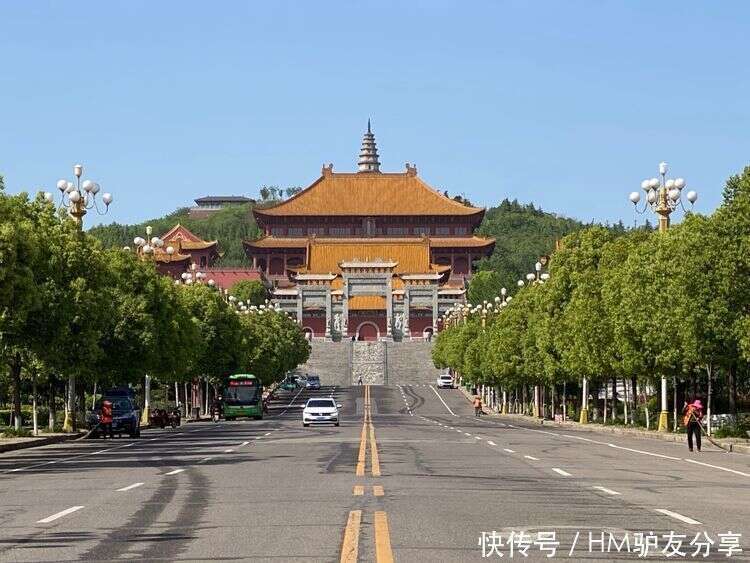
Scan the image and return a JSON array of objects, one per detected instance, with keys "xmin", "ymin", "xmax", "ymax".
[
  {"xmin": 54, "ymin": 163, "xmax": 113, "ymax": 228},
  {"xmin": 628, "ymin": 162, "xmax": 697, "ymax": 432},
  {"xmin": 628, "ymin": 161, "xmax": 697, "ymax": 233},
  {"xmin": 51, "ymin": 164, "xmax": 113, "ymax": 433}
]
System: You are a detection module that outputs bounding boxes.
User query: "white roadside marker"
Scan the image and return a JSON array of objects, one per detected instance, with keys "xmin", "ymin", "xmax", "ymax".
[
  {"xmin": 503, "ymin": 448, "xmax": 515, "ymax": 454},
  {"xmin": 655, "ymin": 508, "xmax": 701, "ymax": 525},
  {"xmin": 524, "ymin": 455, "xmax": 540, "ymax": 461},
  {"xmin": 117, "ymin": 482, "xmax": 144, "ymax": 492},
  {"xmin": 552, "ymin": 468, "xmax": 572, "ymax": 477},
  {"xmin": 165, "ymin": 469, "xmax": 184, "ymax": 475},
  {"xmin": 37, "ymin": 506, "xmax": 84, "ymax": 523},
  {"xmin": 593, "ymin": 486, "xmax": 621, "ymax": 496},
  {"xmin": 487, "ymin": 440, "xmax": 497, "ymax": 446}
]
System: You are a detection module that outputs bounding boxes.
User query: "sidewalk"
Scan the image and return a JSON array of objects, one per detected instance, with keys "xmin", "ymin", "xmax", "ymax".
[
  {"xmin": 0, "ymin": 432, "xmax": 85, "ymax": 453},
  {"xmin": 457, "ymin": 385, "xmax": 750, "ymax": 454}
]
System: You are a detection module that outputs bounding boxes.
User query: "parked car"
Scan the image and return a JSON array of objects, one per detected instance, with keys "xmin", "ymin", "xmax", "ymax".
[
  {"xmin": 305, "ymin": 375, "xmax": 321, "ymax": 390},
  {"xmin": 88, "ymin": 396, "xmax": 141, "ymax": 438},
  {"xmin": 302, "ymin": 398, "xmax": 342, "ymax": 427},
  {"xmin": 436, "ymin": 374, "xmax": 454, "ymax": 389}
]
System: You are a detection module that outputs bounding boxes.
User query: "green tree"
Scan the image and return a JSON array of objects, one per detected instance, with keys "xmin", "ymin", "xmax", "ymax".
[
  {"xmin": 466, "ymin": 271, "xmax": 503, "ymax": 305},
  {"xmin": 230, "ymin": 280, "xmax": 267, "ymax": 307}
]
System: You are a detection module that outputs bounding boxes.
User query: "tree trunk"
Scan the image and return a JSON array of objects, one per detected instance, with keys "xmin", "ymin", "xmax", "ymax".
[
  {"xmin": 32, "ymin": 373, "xmax": 38, "ymax": 437},
  {"xmin": 10, "ymin": 353, "xmax": 23, "ymax": 431},
  {"xmin": 562, "ymin": 381, "xmax": 567, "ymax": 420},
  {"xmin": 48, "ymin": 377, "xmax": 56, "ymax": 431},
  {"xmin": 622, "ymin": 377, "xmax": 629, "ymax": 425},
  {"xmin": 707, "ymin": 364, "xmax": 713, "ymax": 436},
  {"xmin": 728, "ymin": 363, "xmax": 738, "ymax": 415},
  {"xmin": 672, "ymin": 376, "xmax": 678, "ymax": 433},
  {"xmin": 630, "ymin": 376, "xmax": 638, "ymax": 425},
  {"xmin": 611, "ymin": 377, "xmax": 618, "ymax": 422},
  {"xmin": 603, "ymin": 383, "xmax": 608, "ymax": 424}
]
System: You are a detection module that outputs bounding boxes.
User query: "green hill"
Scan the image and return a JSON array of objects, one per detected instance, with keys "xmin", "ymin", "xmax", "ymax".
[
  {"xmin": 89, "ymin": 203, "xmax": 261, "ymax": 266},
  {"xmin": 475, "ymin": 199, "xmax": 626, "ymax": 289}
]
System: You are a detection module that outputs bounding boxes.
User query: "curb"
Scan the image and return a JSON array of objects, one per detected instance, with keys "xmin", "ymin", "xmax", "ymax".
[
  {"xmin": 0, "ymin": 432, "xmax": 85, "ymax": 454},
  {"xmin": 456, "ymin": 384, "xmax": 750, "ymax": 454}
]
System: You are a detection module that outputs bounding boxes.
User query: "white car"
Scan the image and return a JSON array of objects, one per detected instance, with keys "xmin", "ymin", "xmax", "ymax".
[
  {"xmin": 302, "ymin": 398, "xmax": 342, "ymax": 427},
  {"xmin": 436, "ymin": 374, "xmax": 454, "ymax": 389}
]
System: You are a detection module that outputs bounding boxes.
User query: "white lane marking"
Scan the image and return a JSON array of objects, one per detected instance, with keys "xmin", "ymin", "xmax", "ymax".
[
  {"xmin": 593, "ymin": 486, "xmax": 621, "ymax": 496},
  {"xmin": 607, "ymin": 443, "xmax": 680, "ymax": 460},
  {"xmin": 149, "ymin": 437, "xmax": 159, "ymax": 441},
  {"xmin": 474, "ymin": 436, "xmax": 483, "ymax": 440},
  {"xmin": 264, "ymin": 432, "xmax": 271, "ymax": 436},
  {"xmin": 683, "ymin": 458, "xmax": 750, "ymax": 478},
  {"xmin": 448, "ymin": 426, "xmax": 454, "ymax": 430},
  {"xmin": 464, "ymin": 432, "xmax": 472, "ymax": 436},
  {"xmin": 117, "ymin": 482, "xmax": 144, "ymax": 492},
  {"xmin": 655, "ymin": 508, "xmax": 701, "ymax": 525},
  {"xmin": 563, "ymin": 434, "xmax": 605, "ymax": 444},
  {"xmin": 224, "ymin": 449, "xmax": 234, "ymax": 453},
  {"xmin": 37, "ymin": 506, "xmax": 84, "ymax": 523},
  {"xmin": 524, "ymin": 455, "xmax": 540, "ymax": 461},
  {"xmin": 503, "ymin": 448, "xmax": 516, "ymax": 454},
  {"xmin": 429, "ymin": 386, "xmax": 458, "ymax": 417},
  {"xmin": 240, "ymin": 441, "xmax": 249, "ymax": 447},
  {"xmin": 165, "ymin": 469, "xmax": 184, "ymax": 475},
  {"xmin": 198, "ymin": 456, "xmax": 213, "ymax": 463},
  {"xmin": 552, "ymin": 468, "xmax": 572, "ymax": 477},
  {"xmin": 456, "ymin": 429, "xmax": 463, "ymax": 433},
  {"xmin": 487, "ymin": 440, "xmax": 497, "ymax": 446}
]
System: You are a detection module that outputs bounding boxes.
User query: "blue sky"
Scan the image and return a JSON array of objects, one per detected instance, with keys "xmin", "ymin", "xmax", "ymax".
[{"xmin": 2, "ymin": 1, "xmax": 748, "ymax": 227}]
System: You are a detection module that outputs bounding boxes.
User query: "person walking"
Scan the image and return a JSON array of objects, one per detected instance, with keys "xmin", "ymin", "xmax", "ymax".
[
  {"xmin": 100, "ymin": 399, "xmax": 114, "ymax": 439},
  {"xmin": 473, "ymin": 394, "xmax": 483, "ymax": 417},
  {"xmin": 683, "ymin": 398, "xmax": 704, "ymax": 453}
]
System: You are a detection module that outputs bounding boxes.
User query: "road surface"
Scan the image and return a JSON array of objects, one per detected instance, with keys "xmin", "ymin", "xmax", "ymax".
[{"xmin": 0, "ymin": 377, "xmax": 748, "ymax": 561}]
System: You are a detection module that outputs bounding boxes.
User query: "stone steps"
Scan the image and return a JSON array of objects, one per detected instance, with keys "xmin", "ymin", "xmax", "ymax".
[{"xmin": 386, "ymin": 341, "xmax": 443, "ymax": 385}]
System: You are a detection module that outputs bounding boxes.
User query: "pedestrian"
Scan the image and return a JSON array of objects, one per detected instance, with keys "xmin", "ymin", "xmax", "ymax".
[
  {"xmin": 357, "ymin": 375, "xmax": 363, "ymax": 386},
  {"xmin": 100, "ymin": 399, "xmax": 114, "ymax": 439},
  {"xmin": 473, "ymin": 394, "xmax": 483, "ymax": 417},
  {"xmin": 682, "ymin": 398, "xmax": 703, "ymax": 453}
]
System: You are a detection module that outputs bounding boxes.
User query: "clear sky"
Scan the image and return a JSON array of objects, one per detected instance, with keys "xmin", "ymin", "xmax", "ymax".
[{"xmin": 2, "ymin": 1, "xmax": 748, "ymax": 227}]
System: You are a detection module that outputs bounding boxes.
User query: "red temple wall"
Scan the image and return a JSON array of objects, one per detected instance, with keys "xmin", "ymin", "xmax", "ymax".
[
  {"xmin": 347, "ymin": 313, "xmax": 386, "ymax": 340},
  {"xmin": 301, "ymin": 315, "xmax": 326, "ymax": 337},
  {"xmin": 409, "ymin": 315, "xmax": 434, "ymax": 336}
]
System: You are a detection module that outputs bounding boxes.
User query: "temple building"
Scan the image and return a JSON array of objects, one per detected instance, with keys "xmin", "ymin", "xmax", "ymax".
[
  {"xmin": 189, "ymin": 195, "xmax": 253, "ymax": 219},
  {"xmin": 244, "ymin": 123, "xmax": 495, "ymax": 341}
]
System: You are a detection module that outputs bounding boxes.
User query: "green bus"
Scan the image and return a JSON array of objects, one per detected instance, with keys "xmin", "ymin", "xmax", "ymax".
[{"xmin": 222, "ymin": 374, "xmax": 264, "ymax": 420}]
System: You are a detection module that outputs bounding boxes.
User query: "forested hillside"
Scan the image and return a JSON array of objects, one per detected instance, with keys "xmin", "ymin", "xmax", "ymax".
[
  {"xmin": 89, "ymin": 204, "xmax": 260, "ymax": 266},
  {"xmin": 475, "ymin": 199, "xmax": 629, "ymax": 291}
]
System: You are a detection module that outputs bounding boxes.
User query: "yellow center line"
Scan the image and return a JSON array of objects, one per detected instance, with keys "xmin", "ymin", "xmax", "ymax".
[
  {"xmin": 340, "ymin": 510, "xmax": 362, "ymax": 563},
  {"xmin": 373, "ymin": 485, "xmax": 384, "ymax": 497},
  {"xmin": 356, "ymin": 385, "xmax": 370, "ymax": 476},
  {"xmin": 374, "ymin": 511, "xmax": 394, "ymax": 563},
  {"xmin": 353, "ymin": 485, "xmax": 364, "ymax": 496},
  {"xmin": 369, "ymin": 421, "xmax": 381, "ymax": 477}
]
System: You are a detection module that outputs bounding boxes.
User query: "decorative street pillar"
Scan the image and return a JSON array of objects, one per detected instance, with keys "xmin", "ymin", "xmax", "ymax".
[
  {"xmin": 141, "ymin": 374, "xmax": 151, "ymax": 426},
  {"xmin": 403, "ymin": 288, "xmax": 411, "ymax": 339},
  {"xmin": 325, "ymin": 287, "xmax": 332, "ymax": 339},
  {"xmin": 386, "ymin": 277, "xmax": 393, "ymax": 340},
  {"xmin": 579, "ymin": 376, "xmax": 589, "ymax": 424},
  {"xmin": 502, "ymin": 389, "xmax": 507, "ymax": 415},
  {"xmin": 658, "ymin": 375, "xmax": 669, "ymax": 432},
  {"xmin": 431, "ymin": 285, "xmax": 439, "ymax": 334},
  {"xmin": 533, "ymin": 384, "xmax": 540, "ymax": 418}
]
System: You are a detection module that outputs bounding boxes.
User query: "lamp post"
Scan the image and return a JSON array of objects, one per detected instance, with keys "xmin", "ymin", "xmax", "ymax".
[
  {"xmin": 51, "ymin": 164, "xmax": 113, "ymax": 433},
  {"xmin": 628, "ymin": 162, "xmax": 697, "ymax": 431}
]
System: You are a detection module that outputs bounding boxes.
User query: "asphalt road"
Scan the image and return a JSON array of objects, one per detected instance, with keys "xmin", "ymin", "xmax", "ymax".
[{"xmin": 0, "ymin": 375, "xmax": 748, "ymax": 562}]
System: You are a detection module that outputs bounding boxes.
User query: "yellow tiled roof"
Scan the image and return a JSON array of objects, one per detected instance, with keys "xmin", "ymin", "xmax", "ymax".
[
  {"xmin": 245, "ymin": 235, "xmax": 494, "ymax": 250},
  {"xmin": 179, "ymin": 240, "xmax": 218, "ymax": 250},
  {"xmin": 254, "ymin": 172, "xmax": 484, "ymax": 217},
  {"xmin": 348, "ymin": 295, "xmax": 386, "ymax": 310},
  {"xmin": 307, "ymin": 239, "xmax": 434, "ymax": 274}
]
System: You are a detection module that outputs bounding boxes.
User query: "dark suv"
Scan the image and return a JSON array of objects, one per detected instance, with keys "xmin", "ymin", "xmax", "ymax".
[{"xmin": 88, "ymin": 396, "xmax": 141, "ymax": 438}]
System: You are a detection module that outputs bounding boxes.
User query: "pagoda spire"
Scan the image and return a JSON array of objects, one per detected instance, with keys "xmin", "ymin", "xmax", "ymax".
[{"xmin": 357, "ymin": 119, "xmax": 381, "ymax": 173}]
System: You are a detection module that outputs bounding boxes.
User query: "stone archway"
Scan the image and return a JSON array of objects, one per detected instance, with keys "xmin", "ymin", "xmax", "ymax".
[
  {"xmin": 356, "ymin": 322, "xmax": 380, "ymax": 341},
  {"xmin": 302, "ymin": 327, "xmax": 315, "ymax": 340},
  {"xmin": 422, "ymin": 327, "xmax": 434, "ymax": 341}
]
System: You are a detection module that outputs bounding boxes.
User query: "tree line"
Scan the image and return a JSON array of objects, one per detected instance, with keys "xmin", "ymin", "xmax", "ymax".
[
  {"xmin": 0, "ymin": 182, "xmax": 309, "ymax": 433},
  {"xmin": 435, "ymin": 168, "xmax": 750, "ymax": 435}
]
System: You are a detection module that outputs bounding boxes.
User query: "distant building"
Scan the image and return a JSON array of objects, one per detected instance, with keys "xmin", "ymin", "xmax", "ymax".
[
  {"xmin": 189, "ymin": 196, "xmax": 253, "ymax": 219},
  {"xmin": 243, "ymin": 122, "xmax": 495, "ymax": 341}
]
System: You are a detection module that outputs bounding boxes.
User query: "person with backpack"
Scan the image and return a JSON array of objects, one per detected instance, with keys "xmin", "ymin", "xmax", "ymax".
[{"xmin": 683, "ymin": 399, "xmax": 704, "ymax": 453}]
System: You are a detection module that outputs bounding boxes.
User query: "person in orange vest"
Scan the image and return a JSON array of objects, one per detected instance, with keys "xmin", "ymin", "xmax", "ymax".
[
  {"xmin": 473, "ymin": 394, "xmax": 483, "ymax": 417},
  {"xmin": 682, "ymin": 399, "xmax": 704, "ymax": 453},
  {"xmin": 100, "ymin": 400, "xmax": 114, "ymax": 439}
]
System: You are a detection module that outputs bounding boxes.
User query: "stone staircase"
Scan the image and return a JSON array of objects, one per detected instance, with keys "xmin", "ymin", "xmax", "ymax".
[
  {"xmin": 294, "ymin": 341, "xmax": 351, "ymax": 387},
  {"xmin": 294, "ymin": 340, "xmax": 442, "ymax": 387},
  {"xmin": 386, "ymin": 341, "xmax": 443, "ymax": 386},
  {"xmin": 351, "ymin": 341, "xmax": 387, "ymax": 385}
]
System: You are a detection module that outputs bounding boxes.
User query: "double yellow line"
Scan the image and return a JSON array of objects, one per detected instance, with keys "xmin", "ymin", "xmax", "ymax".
[
  {"xmin": 356, "ymin": 384, "xmax": 380, "ymax": 477},
  {"xmin": 341, "ymin": 385, "xmax": 393, "ymax": 563}
]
